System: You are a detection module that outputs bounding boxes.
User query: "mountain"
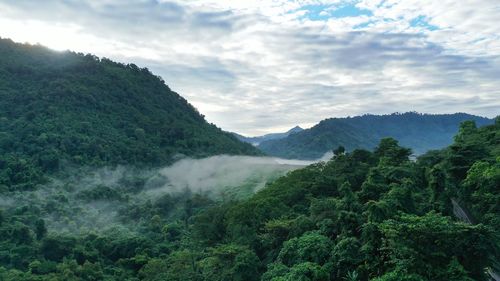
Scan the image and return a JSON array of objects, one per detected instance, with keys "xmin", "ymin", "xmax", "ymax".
[
  {"xmin": 0, "ymin": 39, "xmax": 498, "ymax": 281},
  {"xmin": 0, "ymin": 38, "xmax": 260, "ymax": 190},
  {"xmin": 1, "ymin": 114, "xmax": 497, "ymax": 280},
  {"xmin": 258, "ymin": 112, "xmax": 494, "ymax": 159},
  {"xmin": 233, "ymin": 126, "xmax": 303, "ymax": 145}
]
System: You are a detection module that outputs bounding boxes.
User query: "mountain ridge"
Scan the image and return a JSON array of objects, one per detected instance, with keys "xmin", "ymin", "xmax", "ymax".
[
  {"xmin": 232, "ymin": 125, "xmax": 304, "ymax": 145},
  {"xmin": 0, "ymin": 37, "xmax": 261, "ymax": 190},
  {"xmin": 258, "ymin": 112, "xmax": 494, "ymax": 159}
]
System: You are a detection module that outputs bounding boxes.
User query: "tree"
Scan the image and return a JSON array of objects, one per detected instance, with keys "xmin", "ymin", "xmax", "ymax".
[
  {"xmin": 262, "ymin": 262, "xmax": 329, "ymax": 281},
  {"xmin": 34, "ymin": 219, "xmax": 47, "ymax": 240},
  {"xmin": 333, "ymin": 146, "xmax": 346, "ymax": 156},
  {"xmin": 447, "ymin": 121, "xmax": 489, "ymax": 181},
  {"xmin": 379, "ymin": 212, "xmax": 493, "ymax": 280},
  {"xmin": 41, "ymin": 236, "xmax": 76, "ymax": 262},
  {"xmin": 331, "ymin": 236, "xmax": 363, "ymax": 279},
  {"xmin": 277, "ymin": 232, "xmax": 332, "ymax": 267},
  {"xmin": 285, "ymin": 262, "xmax": 329, "ymax": 281},
  {"xmin": 140, "ymin": 250, "xmax": 200, "ymax": 281},
  {"xmin": 12, "ymin": 223, "xmax": 33, "ymax": 245},
  {"xmin": 198, "ymin": 244, "xmax": 260, "ymax": 281},
  {"xmin": 140, "ymin": 258, "xmax": 172, "ymax": 281},
  {"xmin": 372, "ymin": 269, "xmax": 426, "ymax": 281},
  {"xmin": 343, "ymin": 271, "xmax": 359, "ymax": 281},
  {"xmin": 375, "ymin": 138, "xmax": 412, "ymax": 166}
]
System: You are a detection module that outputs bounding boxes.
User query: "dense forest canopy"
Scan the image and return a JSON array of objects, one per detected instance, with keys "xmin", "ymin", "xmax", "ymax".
[
  {"xmin": 0, "ymin": 38, "xmax": 498, "ymax": 281},
  {"xmin": 0, "ymin": 38, "xmax": 261, "ymax": 191},
  {"xmin": 258, "ymin": 112, "xmax": 493, "ymax": 159},
  {"xmin": 0, "ymin": 116, "xmax": 498, "ymax": 280}
]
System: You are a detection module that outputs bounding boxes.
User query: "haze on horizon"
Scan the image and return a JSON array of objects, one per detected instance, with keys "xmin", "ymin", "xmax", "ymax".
[{"xmin": 0, "ymin": 0, "xmax": 499, "ymax": 136}]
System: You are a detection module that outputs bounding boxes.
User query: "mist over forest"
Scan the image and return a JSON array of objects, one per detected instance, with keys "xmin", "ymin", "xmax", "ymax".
[
  {"xmin": 0, "ymin": 3, "xmax": 499, "ymax": 280},
  {"xmin": 1, "ymin": 155, "xmax": 303, "ymax": 234}
]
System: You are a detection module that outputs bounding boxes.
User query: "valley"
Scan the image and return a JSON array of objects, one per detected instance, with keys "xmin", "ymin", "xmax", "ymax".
[{"xmin": 0, "ymin": 38, "xmax": 498, "ymax": 281}]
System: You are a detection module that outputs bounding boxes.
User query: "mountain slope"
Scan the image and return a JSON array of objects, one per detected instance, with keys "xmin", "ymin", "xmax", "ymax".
[
  {"xmin": 258, "ymin": 112, "xmax": 494, "ymax": 159},
  {"xmin": 0, "ymin": 115, "xmax": 497, "ymax": 280},
  {"xmin": 0, "ymin": 38, "xmax": 260, "ymax": 190},
  {"xmin": 233, "ymin": 126, "xmax": 303, "ymax": 145}
]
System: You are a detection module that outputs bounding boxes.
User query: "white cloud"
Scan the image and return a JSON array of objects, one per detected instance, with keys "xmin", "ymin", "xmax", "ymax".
[{"xmin": 0, "ymin": 0, "xmax": 498, "ymax": 136}]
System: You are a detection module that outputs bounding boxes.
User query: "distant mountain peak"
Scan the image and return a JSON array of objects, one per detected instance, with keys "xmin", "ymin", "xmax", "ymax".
[
  {"xmin": 287, "ymin": 126, "xmax": 304, "ymax": 133},
  {"xmin": 233, "ymin": 126, "xmax": 305, "ymax": 146},
  {"xmin": 258, "ymin": 112, "xmax": 494, "ymax": 160}
]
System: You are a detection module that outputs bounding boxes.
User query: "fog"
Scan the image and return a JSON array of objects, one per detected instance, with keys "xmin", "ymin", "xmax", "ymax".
[
  {"xmin": 0, "ymin": 154, "xmax": 324, "ymax": 233},
  {"xmin": 149, "ymin": 155, "xmax": 306, "ymax": 195}
]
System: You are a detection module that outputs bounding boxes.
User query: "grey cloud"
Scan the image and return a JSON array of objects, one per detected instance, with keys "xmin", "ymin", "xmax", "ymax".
[
  {"xmin": 271, "ymin": 31, "xmax": 491, "ymax": 72},
  {"xmin": 1, "ymin": 0, "xmax": 240, "ymax": 41},
  {"xmin": 0, "ymin": 0, "xmax": 498, "ymax": 135},
  {"xmin": 191, "ymin": 10, "xmax": 236, "ymax": 30}
]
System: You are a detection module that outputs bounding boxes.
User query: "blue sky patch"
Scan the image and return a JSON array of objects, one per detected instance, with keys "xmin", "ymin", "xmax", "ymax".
[
  {"xmin": 297, "ymin": 4, "xmax": 331, "ymax": 21},
  {"xmin": 330, "ymin": 4, "xmax": 373, "ymax": 18},
  {"xmin": 297, "ymin": 2, "xmax": 373, "ymax": 21},
  {"xmin": 353, "ymin": 21, "xmax": 374, "ymax": 29},
  {"xmin": 410, "ymin": 15, "xmax": 439, "ymax": 31}
]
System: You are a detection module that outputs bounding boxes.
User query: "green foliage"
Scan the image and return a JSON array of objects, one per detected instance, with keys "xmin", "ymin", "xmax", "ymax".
[
  {"xmin": 277, "ymin": 232, "xmax": 332, "ymax": 266},
  {"xmin": 343, "ymin": 270, "xmax": 359, "ymax": 281},
  {"xmin": 0, "ymin": 122, "xmax": 498, "ymax": 280},
  {"xmin": 379, "ymin": 212, "xmax": 493, "ymax": 280},
  {"xmin": 262, "ymin": 262, "xmax": 329, "ymax": 281},
  {"xmin": 0, "ymin": 38, "xmax": 261, "ymax": 190},
  {"xmin": 371, "ymin": 269, "xmax": 426, "ymax": 281},
  {"xmin": 374, "ymin": 138, "xmax": 412, "ymax": 166},
  {"xmin": 0, "ymin": 39, "xmax": 498, "ymax": 280},
  {"xmin": 258, "ymin": 112, "xmax": 494, "ymax": 159},
  {"xmin": 34, "ymin": 219, "xmax": 47, "ymax": 240},
  {"xmin": 140, "ymin": 251, "xmax": 199, "ymax": 281},
  {"xmin": 198, "ymin": 244, "xmax": 260, "ymax": 281}
]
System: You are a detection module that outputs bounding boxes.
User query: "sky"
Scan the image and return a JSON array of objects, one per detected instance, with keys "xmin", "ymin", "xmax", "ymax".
[{"xmin": 0, "ymin": 0, "xmax": 499, "ymax": 136}]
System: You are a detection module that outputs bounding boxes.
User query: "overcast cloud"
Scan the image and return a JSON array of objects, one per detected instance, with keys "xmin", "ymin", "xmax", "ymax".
[{"xmin": 0, "ymin": 0, "xmax": 498, "ymax": 135}]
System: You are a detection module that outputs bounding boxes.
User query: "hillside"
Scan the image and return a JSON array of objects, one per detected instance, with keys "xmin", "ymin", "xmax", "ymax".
[
  {"xmin": 0, "ymin": 38, "xmax": 260, "ymax": 190},
  {"xmin": 258, "ymin": 112, "xmax": 494, "ymax": 159},
  {"xmin": 0, "ymin": 117, "xmax": 497, "ymax": 280},
  {"xmin": 233, "ymin": 126, "xmax": 303, "ymax": 145}
]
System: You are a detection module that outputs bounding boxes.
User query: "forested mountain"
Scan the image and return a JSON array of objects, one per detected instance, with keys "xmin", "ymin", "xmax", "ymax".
[
  {"xmin": 0, "ymin": 38, "xmax": 260, "ymax": 191},
  {"xmin": 0, "ymin": 115, "xmax": 498, "ymax": 280},
  {"xmin": 233, "ymin": 126, "xmax": 303, "ymax": 146},
  {"xmin": 258, "ymin": 112, "xmax": 494, "ymax": 159},
  {"xmin": 0, "ymin": 37, "xmax": 498, "ymax": 281}
]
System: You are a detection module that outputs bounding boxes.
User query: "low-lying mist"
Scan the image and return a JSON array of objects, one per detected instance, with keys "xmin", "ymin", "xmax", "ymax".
[
  {"xmin": 0, "ymin": 155, "xmax": 317, "ymax": 234},
  {"xmin": 150, "ymin": 155, "xmax": 306, "ymax": 195}
]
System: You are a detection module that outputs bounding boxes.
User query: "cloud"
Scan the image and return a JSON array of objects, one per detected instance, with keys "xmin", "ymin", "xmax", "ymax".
[
  {"xmin": 150, "ymin": 155, "xmax": 307, "ymax": 195},
  {"xmin": 0, "ymin": 156, "xmax": 307, "ymax": 233},
  {"xmin": 0, "ymin": 0, "xmax": 498, "ymax": 135}
]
